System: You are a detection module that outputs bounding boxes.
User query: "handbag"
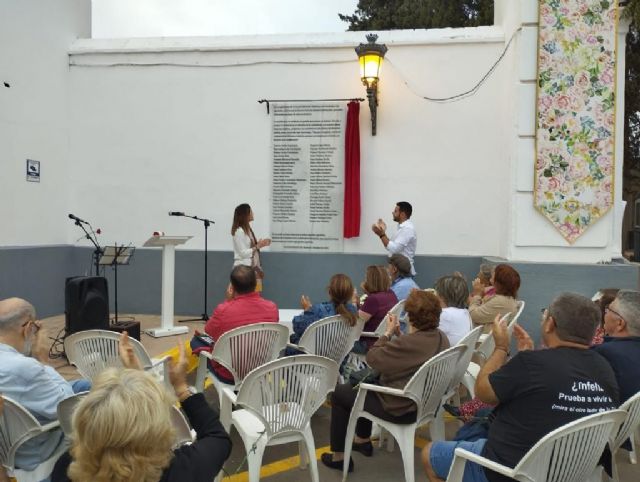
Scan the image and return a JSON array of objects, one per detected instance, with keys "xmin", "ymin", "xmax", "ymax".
[{"xmin": 348, "ymin": 366, "xmax": 380, "ymax": 386}]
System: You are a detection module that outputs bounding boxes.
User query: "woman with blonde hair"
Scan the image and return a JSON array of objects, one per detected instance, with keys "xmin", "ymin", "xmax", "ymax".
[
  {"xmin": 290, "ymin": 273, "xmax": 358, "ymax": 344},
  {"xmin": 51, "ymin": 334, "xmax": 231, "ymax": 482},
  {"xmin": 231, "ymin": 203, "xmax": 270, "ymax": 290}
]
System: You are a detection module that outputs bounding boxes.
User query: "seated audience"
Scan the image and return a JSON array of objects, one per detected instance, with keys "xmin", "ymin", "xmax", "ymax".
[
  {"xmin": 388, "ymin": 254, "xmax": 419, "ymax": 301},
  {"xmin": 592, "ymin": 289, "xmax": 640, "ymax": 404},
  {"xmin": 290, "ymin": 274, "xmax": 358, "ymax": 344},
  {"xmin": 204, "ymin": 265, "xmax": 278, "ymax": 383},
  {"xmin": 52, "ymin": 333, "xmax": 231, "ymax": 482},
  {"xmin": 0, "ymin": 298, "xmax": 90, "ymax": 472},
  {"xmin": 423, "ymin": 292, "xmax": 619, "ymax": 482},
  {"xmin": 435, "ymin": 275, "xmax": 472, "ymax": 346},
  {"xmin": 322, "ymin": 290, "xmax": 450, "ymax": 472},
  {"xmin": 358, "ymin": 265, "xmax": 398, "ymax": 335},
  {"xmin": 591, "ymin": 288, "xmax": 619, "ymax": 346},
  {"xmin": 476, "ymin": 263, "xmax": 495, "ymax": 301},
  {"xmin": 469, "ymin": 264, "xmax": 519, "ymax": 333}
]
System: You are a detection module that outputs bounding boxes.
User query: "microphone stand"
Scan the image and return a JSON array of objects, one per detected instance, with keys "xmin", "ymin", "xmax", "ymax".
[
  {"xmin": 72, "ymin": 219, "xmax": 102, "ymax": 276},
  {"xmin": 177, "ymin": 213, "xmax": 215, "ymax": 322}
]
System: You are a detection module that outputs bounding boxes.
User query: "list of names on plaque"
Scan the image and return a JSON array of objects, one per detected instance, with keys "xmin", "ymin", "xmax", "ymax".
[{"xmin": 270, "ymin": 103, "xmax": 345, "ymax": 252}]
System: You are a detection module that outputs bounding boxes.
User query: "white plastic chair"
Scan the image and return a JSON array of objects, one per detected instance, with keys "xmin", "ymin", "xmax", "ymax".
[
  {"xmin": 446, "ymin": 409, "xmax": 626, "ymax": 482},
  {"xmin": 361, "ymin": 299, "xmax": 406, "ymax": 338},
  {"xmin": 56, "ymin": 391, "xmax": 194, "ymax": 448},
  {"xmin": 462, "ymin": 312, "xmax": 512, "ymax": 398},
  {"xmin": 56, "ymin": 391, "xmax": 90, "ymax": 437},
  {"xmin": 288, "ymin": 315, "xmax": 364, "ymax": 367},
  {"xmin": 430, "ymin": 326, "xmax": 483, "ymax": 441},
  {"xmin": 476, "ymin": 300, "xmax": 524, "ymax": 345},
  {"xmin": 64, "ymin": 329, "xmax": 169, "ymax": 385},
  {"xmin": 344, "ymin": 301, "xmax": 406, "ymax": 375},
  {"xmin": 0, "ymin": 395, "xmax": 67, "ymax": 482},
  {"xmin": 194, "ymin": 323, "xmax": 289, "ymax": 431},
  {"xmin": 230, "ymin": 355, "xmax": 339, "ymax": 482},
  {"xmin": 608, "ymin": 391, "xmax": 640, "ymax": 481},
  {"xmin": 342, "ymin": 345, "xmax": 466, "ymax": 482}
]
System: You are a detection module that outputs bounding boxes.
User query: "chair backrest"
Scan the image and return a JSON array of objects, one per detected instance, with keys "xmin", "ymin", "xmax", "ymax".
[
  {"xmin": 57, "ymin": 392, "xmax": 89, "ymax": 437},
  {"xmin": 402, "ymin": 345, "xmax": 466, "ymax": 427},
  {"xmin": 235, "ymin": 355, "xmax": 339, "ymax": 439},
  {"xmin": 0, "ymin": 396, "xmax": 46, "ymax": 469},
  {"xmin": 211, "ymin": 322, "xmax": 289, "ymax": 388},
  {"xmin": 508, "ymin": 300, "xmax": 525, "ymax": 336},
  {"xmin": 374, "ymin": 299, "xmax": 406, "ymax": 336},
  {"xmin": 475, "ymin": 312, "xmax": 512, "ymax": 362},
  {"xmin": 56, "ymin": 391, "xmax": 193, "ymax": 448},
  {"xmin": 445, "ymin": 326, "xmax": 483, "ymax": 396},
  {"xmin": 610, "ymin": 391, "xmax": 640, "ymax": 453},
  {"xmin": 64, "ymin": 329, "xmax": 154, "ymax": 381},
  {"xmin": 297, "ymin": 315, "xmax": 363, "ymax": 365},
  {"xmin": 170, "ymin": 405, "xmax": 194, "ymax": 447},
  {"xmin": 513, "ymin": 409, "xmax": 626, "ymax": 482}
]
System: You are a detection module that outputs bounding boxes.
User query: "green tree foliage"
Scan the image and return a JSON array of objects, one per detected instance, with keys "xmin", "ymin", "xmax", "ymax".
[
  {"xmin": 338, "ymin": 0, "xmax": 494, "ymax": 31},
  {"xmin": 623, "ymin": 2, "xmax": 640, "ymax": 203}
]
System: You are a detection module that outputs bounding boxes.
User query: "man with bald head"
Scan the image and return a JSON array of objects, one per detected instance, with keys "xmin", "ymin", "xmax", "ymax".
[
  {"xmin": 0, "ymin": 298, "xmax": 88, "ymax": 471},
  {"xmin": 204, "ymin": 266, "xmax": 279, "ymax": 383}
]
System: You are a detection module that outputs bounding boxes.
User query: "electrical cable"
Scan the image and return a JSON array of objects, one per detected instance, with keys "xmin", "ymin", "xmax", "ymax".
[
  {"xmin": 386, "ymin": 27, "xmax": 522, "ymax": 103},
  {"xmin": 48, "ymin": 326, "xmax": 67, "ymax": 360},
  {"xmin": 71, "ymin": 28, "xmax": 521, "ymax": 104}
]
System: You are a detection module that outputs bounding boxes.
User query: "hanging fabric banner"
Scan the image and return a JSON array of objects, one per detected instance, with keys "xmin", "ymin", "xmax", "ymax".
[
  {"xmin": 344, "ymin": 101, "xmax": 361, "ymax": 238},
  {"xmin": 534, "ymin": 0, "xmax": 618, "ymax": 243},
  {"xmin": 270, "ymin": 103, "xmax": 346, "ymax": 252}
]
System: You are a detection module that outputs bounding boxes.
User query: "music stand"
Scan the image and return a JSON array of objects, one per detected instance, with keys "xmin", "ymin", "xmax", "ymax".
[{"xmin": 99, "ymin": 245, "xmax": 135, "ymax": 324}]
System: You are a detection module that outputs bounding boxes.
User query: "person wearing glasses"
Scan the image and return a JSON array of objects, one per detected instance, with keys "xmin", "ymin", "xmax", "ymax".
[
  {"xmin": 423, "ymin": 293, "xmax": 619, "ymax": 482},
  {"xmin": 592, "ymin": 290, "xmax": 640, "ymax": 404},
  {"xmin": 0, "ymin": 298, "xmax": 90, "ymax": 474}
]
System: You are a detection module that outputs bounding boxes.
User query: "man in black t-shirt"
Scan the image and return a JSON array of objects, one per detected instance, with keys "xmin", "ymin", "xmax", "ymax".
[{"xmin": 423, "ymin": 292, "xmax": 619, "ymax": 482}]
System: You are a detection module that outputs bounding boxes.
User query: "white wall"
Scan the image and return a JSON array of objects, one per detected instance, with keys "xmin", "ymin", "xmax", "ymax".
[
  {"xmin": 66, "ymin": 28, "xmax": 511, "ymax": 257},
  {"xmin": 1, "ymin": 0, "xmax": 628, "ymax": 264},
  {"xmin": 0, "ymin": 0, "xmax": 91, "ymax": 247}
]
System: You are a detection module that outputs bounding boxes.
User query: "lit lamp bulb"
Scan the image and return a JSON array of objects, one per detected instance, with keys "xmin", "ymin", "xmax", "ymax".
[
  {"xmin": 355, "ymin": 34, "xmax": 387, "ymax": 136},
  {"xmin": 360, "ymin": 53, "xmax": 383, "ymax": 88}
]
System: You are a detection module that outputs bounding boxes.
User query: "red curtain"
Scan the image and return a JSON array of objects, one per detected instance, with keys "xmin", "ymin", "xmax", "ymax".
[{"xmin": 344, "ymin": 101, "xmax": 361, "ymax": 238}]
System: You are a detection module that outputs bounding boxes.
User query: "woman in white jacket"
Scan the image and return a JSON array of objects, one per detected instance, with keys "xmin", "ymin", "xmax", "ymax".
[{"xmin": 231, "ymin": 204, "xmax": 270, "ymax": 290}]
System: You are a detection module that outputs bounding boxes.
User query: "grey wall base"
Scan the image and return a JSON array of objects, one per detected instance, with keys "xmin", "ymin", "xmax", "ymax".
[{"xmin": 1, "ymin": 246, "xmax": 638, "ymax": 343}]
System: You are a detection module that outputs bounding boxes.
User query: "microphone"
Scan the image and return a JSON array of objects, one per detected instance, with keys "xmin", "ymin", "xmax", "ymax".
[
  {"xmin": 68, "ymin": 213, "xmax": 88, "ymax": 224},
  {"xmin": 168, "ymin": 212, "xmax": 185, "ymax": 216}
]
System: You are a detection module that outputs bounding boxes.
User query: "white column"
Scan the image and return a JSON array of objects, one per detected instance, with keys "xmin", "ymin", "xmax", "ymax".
[
  {"xmin": 146, "ymin": 242, "xmax": 188, "ymax": 337},
  {"xmin": 161, "ymin": 243, "xmax": 176, "ymax": 327},
  {"xmin": 612, "ymin": 16, "xmax": 632, "ymax": 258}
]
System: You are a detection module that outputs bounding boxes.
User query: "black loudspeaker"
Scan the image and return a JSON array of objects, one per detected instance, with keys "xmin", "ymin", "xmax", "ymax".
[
  {"xmin": 108, "ymin": 321, "xmax": 141, "ymax": 342},
  {"xmin": 65, "ymin": 276, "xmax": 110, "ymax": 335}
]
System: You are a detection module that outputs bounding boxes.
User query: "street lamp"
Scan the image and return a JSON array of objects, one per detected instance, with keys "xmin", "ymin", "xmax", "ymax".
[{"xmin": 355, "ymin": 34, "xmax": 387, "ymax": 136}]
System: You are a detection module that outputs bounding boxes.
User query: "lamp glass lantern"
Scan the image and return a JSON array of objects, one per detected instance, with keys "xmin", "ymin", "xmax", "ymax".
[
  {"xmin": 355, "ymin": 34, "xmax": 387, "ymax": 135},
  {"xmin": 359, "ymin": 52, "xmax": 384, "ymax": 88}
]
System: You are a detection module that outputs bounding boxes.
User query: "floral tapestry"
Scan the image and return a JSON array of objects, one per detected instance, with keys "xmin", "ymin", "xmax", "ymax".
[{"xmin": 535, "ymin": 0, "xmax": 619, "ymax": 243}]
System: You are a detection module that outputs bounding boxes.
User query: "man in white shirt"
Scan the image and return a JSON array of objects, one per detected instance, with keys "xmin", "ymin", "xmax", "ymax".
[{"xmin": 372, "ymin": 201, "xmax": 417, "ymax": 275}]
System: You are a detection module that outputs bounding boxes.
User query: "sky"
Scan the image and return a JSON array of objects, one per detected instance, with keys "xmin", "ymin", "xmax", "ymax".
[{"xmin": 92, "ymin": 0, "xmax": 360, "ymax": 38}]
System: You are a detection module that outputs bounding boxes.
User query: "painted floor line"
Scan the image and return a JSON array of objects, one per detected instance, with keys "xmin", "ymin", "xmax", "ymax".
[{"xmin": 221, "ymin": 437, "xmax": 430, "ymax": 481}]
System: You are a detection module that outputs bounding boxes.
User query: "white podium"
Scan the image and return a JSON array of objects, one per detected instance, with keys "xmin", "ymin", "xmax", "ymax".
[{"xmin": 143, "ymin": 235, "xmax": 192, "ymax": 338}]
